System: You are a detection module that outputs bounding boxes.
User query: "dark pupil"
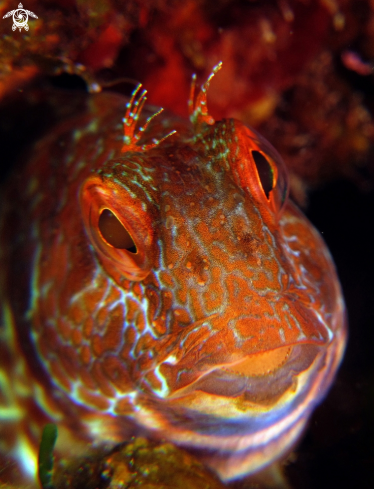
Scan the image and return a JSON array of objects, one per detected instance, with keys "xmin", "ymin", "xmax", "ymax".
[
  {"xmin": 98, "ymin": 209, "xmax": 137, "ymax": 253},
  {"xmin": 252, "ymin": 150, "xmax": 274, "ymax": 199}
]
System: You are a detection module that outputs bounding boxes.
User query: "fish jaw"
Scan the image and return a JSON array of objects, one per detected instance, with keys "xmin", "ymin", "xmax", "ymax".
[{"xmin": 129, "ymin": 325, "xmax": 346, "ymax": 481}]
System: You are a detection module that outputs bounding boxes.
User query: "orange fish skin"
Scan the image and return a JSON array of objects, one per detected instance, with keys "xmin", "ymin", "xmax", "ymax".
[{"xmin": 0, "ymin": 76, "xmax": 346, "ymax": 485}]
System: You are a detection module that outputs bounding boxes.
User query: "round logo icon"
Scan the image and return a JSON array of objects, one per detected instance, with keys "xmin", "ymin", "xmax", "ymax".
[
  {"xmin": 12, "ymin": 7, "xmax": 29, "ymax": 31},
  {"xmin": 2, "ymin": 3, "xmax": 38, "ymax": 32}
]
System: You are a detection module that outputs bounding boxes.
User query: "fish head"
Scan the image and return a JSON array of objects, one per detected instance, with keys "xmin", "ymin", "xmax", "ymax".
[{"xmin": 78, "ymin": 116, "xmax": 345, "ymax": 418}]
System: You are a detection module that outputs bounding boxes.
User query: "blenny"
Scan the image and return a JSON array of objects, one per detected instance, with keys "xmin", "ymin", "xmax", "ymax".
[{"xmin": 0, "ymin": 64, "xmax": 346, "ymax": 485}]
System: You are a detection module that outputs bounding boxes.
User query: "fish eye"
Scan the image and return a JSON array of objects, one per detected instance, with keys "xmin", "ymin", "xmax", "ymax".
[
  {"xmin": 80, "ymin": 176, "xmax": 152, "ymax": 283},
  {"xmin": 98, "ymin": 209, "xmax": 137, "ymax": 253},
  {"xmin": 235, "ymin": 124, "xmax": 289, "ymax": 216},
  {"xmin": 251, "ymin": 150, "xmax": 274, "ymax": 200}
]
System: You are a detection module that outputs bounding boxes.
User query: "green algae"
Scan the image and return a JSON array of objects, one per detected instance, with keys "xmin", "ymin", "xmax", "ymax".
[{"xmin": 38, "ymin": 424, "xmax": 58, "ymax": 489}]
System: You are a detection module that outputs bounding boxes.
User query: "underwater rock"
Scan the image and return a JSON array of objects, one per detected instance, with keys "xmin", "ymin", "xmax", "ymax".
[{"xmin": 54, "ymin": 438, "xmax": 226, "ymax": 489}]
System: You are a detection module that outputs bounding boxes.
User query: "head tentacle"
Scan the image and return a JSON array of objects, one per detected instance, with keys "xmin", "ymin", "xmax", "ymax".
[
  {"xmin": 189, "ymin": 61, "xmax": 223, "ymax": 129},
  {"xmin": 121, "ymin": 84, "xmax": 177, "ymax": 153}
]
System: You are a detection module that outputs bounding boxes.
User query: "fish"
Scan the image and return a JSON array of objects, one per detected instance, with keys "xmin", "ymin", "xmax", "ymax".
[{"xmin": 0, "ymin": 63, "xmax": 346, "ymax": 486}]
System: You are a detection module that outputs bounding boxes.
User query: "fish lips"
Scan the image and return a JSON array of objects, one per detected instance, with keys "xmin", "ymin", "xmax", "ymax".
[{"xmin": 153, "ymin": 294, "xmax": 336, "ymax": 398}]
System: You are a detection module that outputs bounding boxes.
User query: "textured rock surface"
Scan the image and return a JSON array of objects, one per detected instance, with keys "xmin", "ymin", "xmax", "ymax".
[{"xmin": 54, "ymin": 438, "xmax": 226, "ymax": 489}]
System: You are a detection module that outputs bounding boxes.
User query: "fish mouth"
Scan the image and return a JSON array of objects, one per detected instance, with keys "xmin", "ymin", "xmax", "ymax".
[
  {"xmin": 167, "ymin": 343, "xmax": 321, "ymax": 405},
  {"xmin": 220, "ymin": 345, "xmax": 292, "ymax": 377},
  {"xmin": 151, "ymin": 296, "xmax": 332, "ymax": 404}
]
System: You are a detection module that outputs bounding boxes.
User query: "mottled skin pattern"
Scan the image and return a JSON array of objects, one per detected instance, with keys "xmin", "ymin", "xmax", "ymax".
[{"xmin": 0, "ymin": 69, "xmax": 346, "ymax": 486}]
